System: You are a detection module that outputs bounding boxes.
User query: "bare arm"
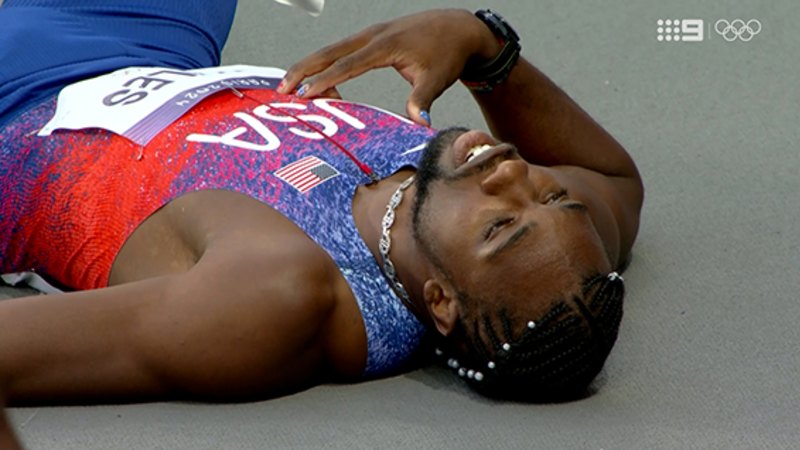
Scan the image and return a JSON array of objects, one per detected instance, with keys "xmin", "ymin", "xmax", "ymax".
[
  {"xmin": 279, "ymin": 8, "xmax": 643, "ymax": 265},
  {"xmin": 279, "ymin": 8, "xmax": 641, "ymax": 179},
  {"xmin": 0, "ymin": 238, "xmax": 334, "ymax": 405},
  {"xmin": 471, "ymin": 57, "xmax": 643, "ymax": 263},
  {"xmin": 470, "ymin": 57, "xmax": 640, "ymax": 179}
]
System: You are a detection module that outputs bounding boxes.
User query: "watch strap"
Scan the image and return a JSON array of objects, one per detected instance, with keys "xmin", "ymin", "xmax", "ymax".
[{"xmin": 460, "ymin": 10, "xmax": 522, "ymax": 92}]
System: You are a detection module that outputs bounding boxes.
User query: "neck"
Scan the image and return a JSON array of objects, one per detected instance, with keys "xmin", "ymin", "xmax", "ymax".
[{"xmin": 352, "ymin": 170, "xmax": 434, "ymax": 327}]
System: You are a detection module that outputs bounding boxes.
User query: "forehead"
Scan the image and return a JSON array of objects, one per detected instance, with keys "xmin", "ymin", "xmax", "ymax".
[{"xmin": 456, "ymin": 215, "xmax": 607, "ymax": 296}]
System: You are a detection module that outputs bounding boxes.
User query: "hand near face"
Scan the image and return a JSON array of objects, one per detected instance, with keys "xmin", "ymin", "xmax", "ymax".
[{"xmin": 277, "ymin": 9, "xmax": 502, "ymax": 126}]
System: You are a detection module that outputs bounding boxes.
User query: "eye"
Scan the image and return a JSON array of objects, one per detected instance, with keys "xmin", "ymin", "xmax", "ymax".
[
  {"xmin": 483, "ymin": 217, "xmax": 514, "ymax": 241},
  {"xmin": 546, "ymin": 188, "xmax": 569, "ymax": 204}
]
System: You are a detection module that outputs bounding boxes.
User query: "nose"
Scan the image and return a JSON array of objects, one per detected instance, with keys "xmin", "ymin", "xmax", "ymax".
[{"xmin": 480, "ymin": 159, "xmax": 533, "ymax": 200}]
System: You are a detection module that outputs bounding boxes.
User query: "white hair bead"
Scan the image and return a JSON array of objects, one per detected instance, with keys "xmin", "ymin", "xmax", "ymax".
[
  {"xmin": 458, "ymin": 368, "xmax": 467, "ymax": 377},
  {"xmin": 527, "ymin": 321, "xmax": 536, "ymax": 329},
  {"xmin": 608, "ymin": 271, "xmax": 623, "ymax": 282},
  {"xmin": 474, "ymin": 372, "xmax": 484, "ymax": 381},
  {"xmin": 434, "ymin": 348, "xmax": 443, "ymax": 356},
  {"xmin": 487, "ymin": 361, "xmax": 496, "ymax": 369},
  {"xmin": 448, "ymin": 358, "xmax": 459, "ymax": 369},
  {"xmin": 467, "ymin": 370, "xmax": 475, "ymax": 379},
  {"xmin": 502, "ymin": 343, "xmax": 511, "ymax": 351}
]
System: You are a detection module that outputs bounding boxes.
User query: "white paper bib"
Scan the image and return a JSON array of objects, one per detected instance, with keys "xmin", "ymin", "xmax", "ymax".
[{"xmin": 38, "ymin": 65, "xmax": 286, "ymax": 145}]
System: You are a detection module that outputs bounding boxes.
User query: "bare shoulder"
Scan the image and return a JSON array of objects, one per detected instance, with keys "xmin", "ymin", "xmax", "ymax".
[
  {"xmin": 121, "ymin": 190, "xmax": 368, "ymax": 397},
  {"xmin": 203, "ymin": 229, "xmax": 367, "ymax": 374},
  {"xmin": 1, "ymin": 190, "xmax": 369, "ymax": 403},
  {"xmin": 184, "ymin": 190, "xmax": 369, "ymax": 379}
]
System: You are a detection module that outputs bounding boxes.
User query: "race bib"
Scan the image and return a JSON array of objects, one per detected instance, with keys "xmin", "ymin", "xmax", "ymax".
[{"xmin": 38, "ymin": 65, "xmax": 286, "ymax": 145}]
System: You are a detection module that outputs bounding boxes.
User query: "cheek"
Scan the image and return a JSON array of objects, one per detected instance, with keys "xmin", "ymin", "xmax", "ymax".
[
  {"xmin": 425, "ymin": 214, "xmax": 468, "ymax": 259},
  {"xmin": 562, "ymin": 222, "xmax": 611, "ymax": 272},
  {"xmin": 432, "ymin": 203, "xmax": 475, "ymax": 249},
  {"xmin": 417, "ymin": 183, "xmax": 486, "ymax": 260},
  {"xmin": 423, "ymin": 185, "xmax": 471, "ymax": 223}
]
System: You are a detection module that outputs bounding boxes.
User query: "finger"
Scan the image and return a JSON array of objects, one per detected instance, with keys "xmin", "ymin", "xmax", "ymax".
[
  {"xmin": 297, "ymin": 45, "xmax": 390, "ymax": 98},
  {"xmin": 279, "ymin": 38, "xmax": 367, "ymax": 94},
  {"xmin": 278, "ymin": 25, "xmax": 383, "ymax": 94},
  {"xmin": 406, "ymin": 73, "xmax": 449, "ymax": 126}
]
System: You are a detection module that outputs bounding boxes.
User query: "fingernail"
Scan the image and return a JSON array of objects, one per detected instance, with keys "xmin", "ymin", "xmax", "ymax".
[
  {"xmin": 420, "ymin": 110, "xmax": 431, "ymax": 126},
  {"xmin": 277, "ymin": 80, "xmax": 286, "ymax": 92},
  {"xmin": 296, "ymin": 84, "xmax": 309, "ymax": 97}
]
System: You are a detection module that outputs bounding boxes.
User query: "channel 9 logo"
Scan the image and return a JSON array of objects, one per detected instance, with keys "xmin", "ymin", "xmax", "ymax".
[
  {"xmin": 656, "ymin": 18, "xmax": 762, "ymax": 43},
  {"xmin": 656, "ymin": 19, "xmax": 704, "ymax": 42}
]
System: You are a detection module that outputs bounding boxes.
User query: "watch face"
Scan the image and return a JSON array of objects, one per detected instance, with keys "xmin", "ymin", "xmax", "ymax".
[{"xmin": 477, "ymin": 9, "xmax": 520, "ymax": 43}]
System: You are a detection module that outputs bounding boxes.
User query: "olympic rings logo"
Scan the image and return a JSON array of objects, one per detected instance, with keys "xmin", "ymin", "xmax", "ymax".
[{"xmin": 714, "ymin": 19, "xmax": 762, "ymax": 42}]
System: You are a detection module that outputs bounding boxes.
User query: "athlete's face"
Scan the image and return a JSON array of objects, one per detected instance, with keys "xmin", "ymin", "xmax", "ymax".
[{"xmin": 412, "ymin": 128, "xmax": 610, "ymax": 308}]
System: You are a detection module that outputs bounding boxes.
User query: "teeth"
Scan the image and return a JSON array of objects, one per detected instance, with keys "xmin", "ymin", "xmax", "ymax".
[{"xmin": 466, "ymin": 144, "xmax": 493, "ymax": 162}]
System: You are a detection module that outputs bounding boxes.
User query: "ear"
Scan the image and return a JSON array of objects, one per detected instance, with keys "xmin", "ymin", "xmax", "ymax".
[{"xmin": 423, "ymin": 278, "xmax": 460, "ymax": 336}]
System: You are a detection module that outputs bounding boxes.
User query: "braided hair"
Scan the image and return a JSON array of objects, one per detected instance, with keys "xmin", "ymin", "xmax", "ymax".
[{"xmin": 436, "ymin": 271, "xmax": 625, "ymax": 402}]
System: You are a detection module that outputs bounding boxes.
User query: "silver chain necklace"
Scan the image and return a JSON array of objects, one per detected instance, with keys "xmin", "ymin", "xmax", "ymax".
[{"xmin": 378, "ymin": 175, "xmax": 415, "ymax": 308}]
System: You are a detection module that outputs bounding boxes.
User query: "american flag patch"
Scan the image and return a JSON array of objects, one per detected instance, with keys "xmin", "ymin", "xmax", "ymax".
[{"xmin": 274, "ymin": 156, "xmax": 340, "ymax": 193}]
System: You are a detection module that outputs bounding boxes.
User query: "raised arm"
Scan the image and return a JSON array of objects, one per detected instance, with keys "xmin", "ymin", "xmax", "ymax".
[
  {"xmin": 279, "ymin": 9, "xmax": 640, "ymax": 179},
  {"xmin": 279, "ymin": 8, "xmax": 643, "ymax": 265},
  {"xmin": 469, "ymin": 53, "xmax": 643, "ymax": 265},
  {"xmin": 278, "ymin": 9, "xmax": 492, "ymax": 124}
]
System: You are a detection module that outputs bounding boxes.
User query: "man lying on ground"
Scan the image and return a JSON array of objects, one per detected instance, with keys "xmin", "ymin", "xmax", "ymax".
[{"xmin": 0, "ymin": 1, "xmax": 643, "ymax": 404}]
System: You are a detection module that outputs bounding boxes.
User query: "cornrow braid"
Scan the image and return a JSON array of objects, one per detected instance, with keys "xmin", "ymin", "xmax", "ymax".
[{"xmin": 436, "ymin": 271, "xmax": 625, "ymax": 402}]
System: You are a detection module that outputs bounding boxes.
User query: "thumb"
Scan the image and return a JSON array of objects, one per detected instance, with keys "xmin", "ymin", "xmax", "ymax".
[{"xmin": 406, "ymin": 75, "xmax": 444, "ymax": 127}]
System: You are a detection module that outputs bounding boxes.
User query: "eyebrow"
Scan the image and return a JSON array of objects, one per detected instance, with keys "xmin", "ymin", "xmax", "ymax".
[
  {"xmin": 488, "ymin": 222, "xmax": 535, "ymax": 260},
  {"xmin": 560, "ymin": 201, "xmax": 589, "ymax": 212},
  {"xmin": 486, "ymin": 203, "xmax": 586, "ymax": 260}
]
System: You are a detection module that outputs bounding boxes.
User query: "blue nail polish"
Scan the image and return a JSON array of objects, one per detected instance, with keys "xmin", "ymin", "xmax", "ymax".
[
  {"xmin": 296, "ymin": 84, "xmax": 308, "ymax": 97},
  {"xmin": 420, "ymin": 110, "xmax": 431, "ymax": 126}
]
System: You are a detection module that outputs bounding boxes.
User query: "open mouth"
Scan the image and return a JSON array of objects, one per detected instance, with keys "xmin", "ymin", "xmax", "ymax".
[
  {"xmin": 465, "ymin": 144, "xmax": 494, "ymax": 163},
  {"xmin": 452, "ymin": 130, "xmax": 498, "ymax": 168}
]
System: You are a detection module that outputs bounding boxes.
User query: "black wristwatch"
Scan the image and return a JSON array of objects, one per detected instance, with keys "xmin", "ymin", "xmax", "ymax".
[{"xmin": 460, "ymin": 9, "xmax": 522, "ymax": 92}]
